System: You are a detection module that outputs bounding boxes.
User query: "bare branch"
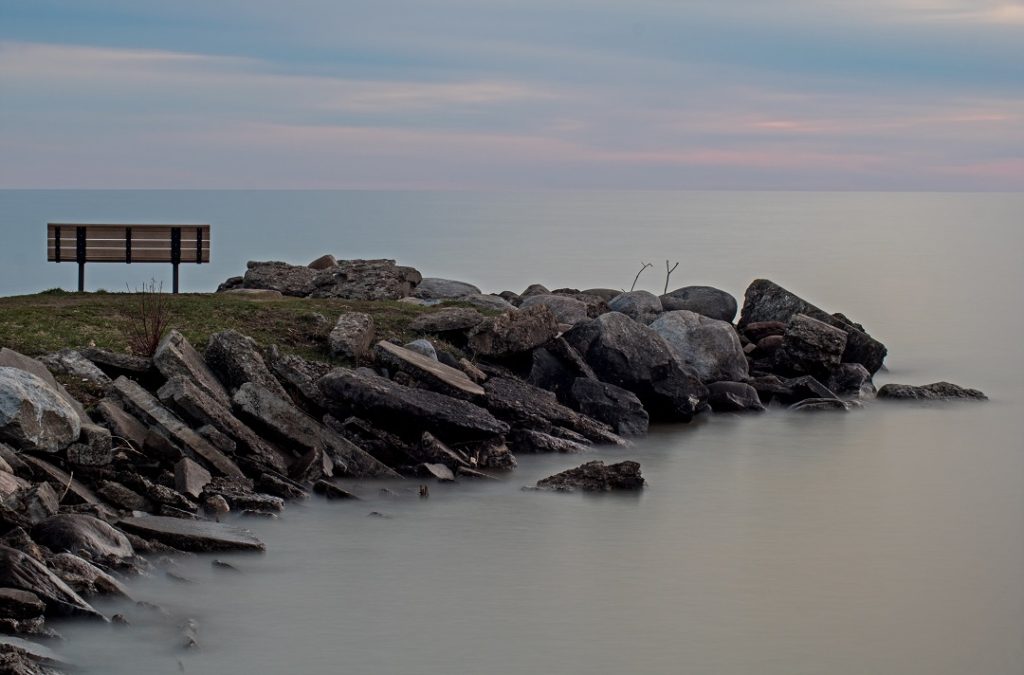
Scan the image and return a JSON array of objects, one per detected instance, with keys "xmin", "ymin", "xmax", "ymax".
[
  {"xmin": 664, "ymin": 260, "xmax": 680, "ymax": 295},
  {"xmin": 630, "ymin": 262, "xmax": 653, "ymax": 292}
]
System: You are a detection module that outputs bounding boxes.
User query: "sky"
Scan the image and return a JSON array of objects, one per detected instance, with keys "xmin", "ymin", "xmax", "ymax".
[{"xmin": 1, "ymin": 0, "xmax": 1022, "ymax": 190}]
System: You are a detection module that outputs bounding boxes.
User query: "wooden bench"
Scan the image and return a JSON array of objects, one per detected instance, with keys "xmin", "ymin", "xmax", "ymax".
[{"xmin": 47, "ymin": 224, "xmax": 210, "ymax": 293}]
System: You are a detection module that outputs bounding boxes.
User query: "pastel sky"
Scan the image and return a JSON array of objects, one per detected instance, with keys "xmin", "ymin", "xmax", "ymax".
[{"xmin": 1, "ymin": 0, "xmax": 1022, "ymax": 189}]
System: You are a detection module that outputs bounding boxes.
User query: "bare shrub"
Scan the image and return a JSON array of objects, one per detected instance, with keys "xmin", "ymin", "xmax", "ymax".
[{"xmin": 120, "ymin": 280, "xmax": 172, "ymax": 356}]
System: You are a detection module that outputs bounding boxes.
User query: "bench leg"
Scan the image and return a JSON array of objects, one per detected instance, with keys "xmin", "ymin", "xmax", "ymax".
[
  {"xmin": 173, "ymin": 263, "xmax": 180, "ymax": 294},
  {"xmin": 78, "ymin": 262, "xmax": 85, "ymax": 293}
]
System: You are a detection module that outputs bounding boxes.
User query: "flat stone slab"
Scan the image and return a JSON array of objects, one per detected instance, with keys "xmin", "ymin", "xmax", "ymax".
[
  {"xmin": 374, "ymin": 341, "xmax": 485, "ymax": 399},
  {"xmin": 117, "ymin": 516, "xmax": 266, "ymax": 552},
  {"xmin": 20, "ymin": 455, "xmax": 99, "ymax": 506}
]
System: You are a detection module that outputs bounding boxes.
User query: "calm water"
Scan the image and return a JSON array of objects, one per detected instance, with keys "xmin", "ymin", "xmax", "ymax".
[{"xmin": 1, "ymin": 191, "xmax": 1022, "ymax": 674}]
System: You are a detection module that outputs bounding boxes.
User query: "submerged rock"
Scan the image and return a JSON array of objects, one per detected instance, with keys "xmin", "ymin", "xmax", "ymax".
[
  {"xmin": 877, "ymin": 382, "xmax": 987, "ymax": 401},
  {"xmin": 535, "ymin": 460, "xmax": 645, "ymax": 492}
]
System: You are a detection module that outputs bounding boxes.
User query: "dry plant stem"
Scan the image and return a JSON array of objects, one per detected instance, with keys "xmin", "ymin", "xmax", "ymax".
[
  {"xmin": 120, "ymin": 280, "xmax": 172, "ymax": 356},
  {"xmin": 630, "ymin": 262, "xmax": 653, "ymax": 292},
  {"xmin": 664, "ymin": 261, "xmax": 679, "ymax": 295}
]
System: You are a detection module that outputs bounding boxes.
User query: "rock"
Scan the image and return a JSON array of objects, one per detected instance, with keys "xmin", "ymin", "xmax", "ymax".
[
  {"xmin": 0, "ymin": 589, "xmax": 45, "ymax": 620},
  {"xmin": 48, "ymin": 553, "xmax": 130, "ymax": 598},
  {"xmin": 112, "ymin": 377, "xmax": 245, "ymax": 480},
  {"xmin": 312, "ymin": 481, "xmax": 359, "ymax": 500},
  {"xmin": 660, "ymin": 286, "xmax": 738, "ymax": 322},
  {"xmin": 308, "ymin": 254, "xmax": 337, "ymax": 270},
  {"xmin": 775, "ymin": 314, "xmax": 848, "ymax": 378},
  {"xmin": 0, "ymin": 546, "xmax": 101, "ymax": 618},
  {"xmin": 827, "ymin": 363, "xmax": 876, "ymax": 399},
  {"xmin": 319, "ymin": 368, "xmax": 509, "ymax": 441},
  {"xmin": 307, "ymin": 259, "xmax": 422, "ymax": 300},
  {"xmin": 412, "ymin": 278, "xmax": 481, "ymax": 300},
  {"xmin": 535, "ymin": 460, "xmax": 645, "ymax": 492},
  {"xmin": 30, "ymin": 514, "xmax": 134, "ymax": 563},
  {"xmin": 0, "ymin": 445, "xmax": 30, "ymax": 480},
  {"xmin": 79, "ymin": 348, "xmax": 155, "ymax": 380},
  {"xmin": 462, "ymin": 294, "xmax": 517, "ymax": 312},
  {"xmin": 567, "ymin": 378, "xmax": 649, "ymax": 436},
  {"xmin": 555, "ymin": 292, "xmax": 610, "ymax": 319},
  {"xmin": 468, "ymin": 439, "xmax": 517, "ymax": 471},
  {"xmin": 0, "ymin": 368, "xmax": 81, "ymax": 453},
  {"xmin": 467, "ymin": 305, "xmax": 560, "ymax": 358},
  {"xmin": 649, "ymin": 310, "xmax": 748, "ymax": 383},
  {"xmin": 326, "ymin": 415, "xmax": 419, "ymax": 470},
  {"xmin": 264, "ymin": 346, "xmax": 332, "ymax": 413},
  {"xmin": 739, "ymin": 279, "xmax": 887, "ymax": 374},
  {"xmin": 755, "ymin": 334, "xmax": 784, "ymax": 356},
  {"xmin": 205, "ymin": 330, "xmax": 290, "ymax": 400},
  {"xmin": 329, "ymin": 313, "xmax": 375, "ymax": 361},
  {"xmin": 92, "ymin": 399, "xmax": 148, "ymax": 452},
  {"xmin": 65, "ymin": 442, "xmax": 111, "ymax": 468},
  {"xmin": 95, "ymin": 481, "xmax": 153, "ymax": 512},
  {"xmin": 153, "ymin": 330, "xmax": 231, "ymax": 408},
  {"xmin": 217, "ymin": 275, "xmax": 244, "ymax": 292},
  {"xmin": 204, "ymin": 480, "xmax": 284, "ymax": 513},
  {"xmin": 789, "ymin": 397, "xmax": 851, "ymax": 412},
  {"xmin": 232, "ymin": 382, "xmax": 398, "ymax": 478},
  {"xmin": 877, "ymin": 382, "xmax": 987, "ymax": 401},
  {"xmin": 706, "ymin": 382, "xmax": 765, "ymax": 412},
  {"xmin": 607, "ymin": 291, "xmax": 662, "ymax": 324},
  {"xmin": 403, "ymin": 339, "xmax": 437, "ymax": 361},
  {"xmin": 174, "ymin": 458, "xmax": 212, "ymax": 499},
  {"xmin": 409, "ymin": 308, "xmax": 486, "ymax": 335},
  {"xmin": 19, "ymin": 456, "xmax": 99, "ymax": 506},
  {"xmin": 0, "ymin": 349, "xmax": 88, "ymax": 423},
  {"xmin": 773, "ymin": 375, "xmax": 839, "ymax": 405},
  {"xmin": 220, "ymin": 288, "xmax": 284, "ymax": 299},
  {"xmin": 564, "ymin": 312, "xmax": 707, "ymax": 422},
  {"xmin": 116, "ymin": 516, "xmax": 265, "ymax": 552},
  {"xmin": 415, "ymin": 432, "xmax": 471, "ymax": 471},
  {"xmin": 373, "ymin": 341, "xmax": 484, "ymax": 400},
  {"xmin": 38, "ymin": 349, "xmax": 112, "ymax": 391},
  {"xmin": 520, "ymin": 284, "xmax": 550, "ymax": 299},
  {"xmin": 482, "ymin": 377, "xmax": 626, "ymax": 446},
  {"xmin": 6, "ymin": 484, "xmax": 59, "ymax": 525},
  {"xmin": 519, "ymin": 295, "xmax": 589, "ymax": 324},
  {"xmin": 743, "ymin": 321, "xmax": 788, "ymax": 343},
  {"xmin": 418, "ymin": 463, "xmax": 455, "ymax": 482},
  {"xmin": 580, "ymin": 288, "xmax": 621, "ymax": 302},
  {"xmin": 508, "ymin": 428, "xmax": 587, "ymax": 454},
  {"xmin": 241, "ymin": 260, "xmax": 319, "ymax": 296}
]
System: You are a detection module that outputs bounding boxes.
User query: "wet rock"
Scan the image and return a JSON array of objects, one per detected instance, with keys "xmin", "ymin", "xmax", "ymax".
[
  {"xmin": 153, "ymin": 330, "xmax": 231, "ymax": 408},
  {"xmin": 468, "ymin": 439, "xmax": 517, "ymax": 471},
  {"xmin": 567, "ymin": 378, "xmax": 650, "ymax": 436},
  {"xmin": 319, "ymin": 368, "xmax": 509, "ymax": 441},
  {"xmin": 564, "ymin": 312, "xmax": 707, "ymax": 422},
  {"xmin": 373, "ymin": 341, "xmax": 484, "ymax": 400},
  {"xmin": 0, "ymin": 368, "xmax": 81, "ymax": 453},
  {"xmin": 92, "ymin": 399, "xmax": 148, "ymax": 453},
  {"xmin": 174, "ymin": 458, "xmax": 213, "ymax": 499},
  {"xmin": 739, "ymin": 279, "xmax": 887, "ymax": 374},
  {"xmin": 308, "ymin": 254, "xmax": 337, "ymax": 270},
  {"xmin": 877, "ymin": 382, "xmax": 987, "ymax": 401},
  {"xmin": 38, "ymin": 349, "xmax": 112, "ymax": 391},
  {"xmin": 412, "ymin": 278, "xmax": 481, "ymax": 300},
  {"xmin": 774, "ymin": 314, "xmax": 848, "ymax": 379},
  {"xmin": 535, "ymin": 460, "xmax": 645, "ymax": 492},
  {"xmin": 827, "ymin": 363, "xmax": 876, "ymax": 399},
  {"xmin": 789, "ymin": 397, "xmax": 851, "ymax": 412},
  {"xmin": 409, "ymin": 307, "xmax": 486, "ymax": 335},
  {"xmin": 19, "ymin": 456, "xmax": 99, "ymax": 506},
  {"xmin": 508, "ymin": 428, "xmax": 587, "ymax": 454},
  {"xmin": 415, "ymin": 432, "xmax": 471, "ymax": 471},
  {"xmin": 0, "ymin": 589, "xmax": 45, "ymax": 620},
  {"xmin": 467, "ymin": 305, "xmax": 560, "ymax": 358},
  {"xmin": 773, "ymin": 375, "xmax": 839, "ymax": 405},
  {"xmin": 660, "ymin": 286, "xmax": 737, "ymax": 322},
  {"xmin": 205, "ymin": 330, "xmax": 289, "ymax": 399},
  {"xmin": 0, "ymin": 545, "xmax": 102, "ymax": 618},
  {"xmin": 96, "ymin": 481, "xmax": 153, "ymax": 513},
  {"xmin": 607, "ymin": 291, "xmax": 662, "ymax": 324},
  {"xmin": 329, "ymin": 313, "xmax": 375, "ymax": 361},
  {"xmin": 418, "ymin": 463, "xmax": 455, "ymax": 482},
  {"xmin": 312, "ymin": 480, "xmax": 359, "ymax": 500},
  {"xmin": 47, "ymin": 552, "xmax": 130, "ymax": 598},
  {"xmin": 30, "ymin": 514, "xmax": 134, "ymax": 563},
  {"xmin": 706, "ymin": 382, "xmax": 765, "ymax": 412},
  {"xmin": 116, "ymin": 516, "xmax": 265, "ymax": 552},
  {"xmin": 519, "ymin": 295, "xmax": 589, "ymax": 324},
  {"xmin": 256, "ymin": 472, "xmax": 309, "ymax": 500},
  {"xmin": 325, "ymin": 416, "xmax": 417, "ymax": 471},
  {"xmin": 649, "ymin": 310, "xmax": 748, "ymax": 383}
]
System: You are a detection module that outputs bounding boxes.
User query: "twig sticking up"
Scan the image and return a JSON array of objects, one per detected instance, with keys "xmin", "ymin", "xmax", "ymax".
[
  {"xmin": 630, "ymin": 262, "xmax": 653, "ymax": 292},
  {"xmin": 664, "ymin": 261, "xmax": 680, "ymax": 295}
]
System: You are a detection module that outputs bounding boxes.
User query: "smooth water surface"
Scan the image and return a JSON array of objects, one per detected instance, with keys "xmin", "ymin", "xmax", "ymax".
[{"xmin": 0, "ymin": 191, "xmax": 1020, "ymax": 674}]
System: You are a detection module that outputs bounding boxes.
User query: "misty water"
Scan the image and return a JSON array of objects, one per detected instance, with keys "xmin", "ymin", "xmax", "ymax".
[{"xmin": 2, "ymin": 191, "xmax": 1022, "ymax": 674}]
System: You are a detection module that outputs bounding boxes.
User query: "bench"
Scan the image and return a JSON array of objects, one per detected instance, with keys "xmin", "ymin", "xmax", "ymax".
[{"xmin": 47, "ymin": 224, "xmax": 210, "ymax": 293}]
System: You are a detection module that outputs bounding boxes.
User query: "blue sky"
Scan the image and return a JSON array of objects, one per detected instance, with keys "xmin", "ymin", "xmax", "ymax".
[{"xmin": 1, "ymin": 0, "xmax": 1022, "ymax": 189}]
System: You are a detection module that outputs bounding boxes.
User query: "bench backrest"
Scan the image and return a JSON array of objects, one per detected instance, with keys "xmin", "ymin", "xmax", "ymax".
[{"xmin": 47, "ymin": 224, "xmax": 210, "ymax": 264}]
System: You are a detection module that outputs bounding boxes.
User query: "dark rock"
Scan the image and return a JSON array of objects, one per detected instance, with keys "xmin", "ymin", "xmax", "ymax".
[
  {"xmin": 38, "ymin": 349, "xmax": 112, "ymax": 391},
  {"xmin": 775, "ymin": 375, "xmax": 839, "ymax": 405},
  {"xmin": 329, "ymin": 313, "xmax": 375, "ymax": 360},
  {"xmin": 203, "ymin": 480, "xmax": 284, "ymax": 513},
  {"xmin": 196, "ymin": 425, "xmax": 237, "ymax": 455},
  {"xmin": 755, "ymin": 334, "xmax": 784, "ymax": 356},
  {"xmin": 307, "ymin": 259, "xmax": 422, "ymax": 300},
  {"xmin": 0, "ymin": 445, "xmax": 31, "ymax": 480},
  {"xmin": 650, "ymin": 310, "xmax": 748, "ymax": 383},
  {"xmin": 774, "ymin": 314, "xmax": 848, "ymax": 378},
  {"xmin": 555, "ymin": 292, "xmax": 610, "ymax": 319},
  {"xmin": 205, "ymin": 330, "xmax": 289, "ymax": 399},
  {"xmin": 0, "ymin": 589, "xmax": 45, "ymax": 620},
  {"xmin": 153, "ymin": 330, "xmax": 232, "ymax": 408},
  {"xmin": 415, "ymin": 432, "xmax": 471, "ymax": 471},
  {"xmin": 0, "ymin": 471, "xmax": 30, "ymax": 501},
  {"xmin": 467, "ymin": 305, "xmax": 560, "ymax": 358},
  {"xmin": 461, "ymin": 294, "xmax": 517, "ymax": 312},
  {"xmin": 117, "ymin": 516, "xmax": 265, "ymax": 552},
  {"xmin": 30, "ymin": 514, "xmax": 133, "ymax": 563},
  {"xmin": 412, "ymin": 278, "xmax": 481, "ymax": 300},
  {"xmin": 706, "ymin": 382, "xmax": 765, "ymax": 412},
  {"xmin": 508, "ymin": 428, "xmax": 587, "ymax": 454},
  {"xmin": 466, "ymin": 439, "xmax": 517, "ymax": 471},
  {"xmin": 827, "ymin": 363, "xmax": 876, "ymax": 399},
  {"xmin": 216, "ymin": 275, "xmax": 244, "ymax": 292},
  {"xmin": 19, "ymin": 456, "xmax": 99, "ymax": 506},
  {"xmin": 373, "ymin": 341, "xmax": 484, "ymax": 401},
  {"xmin": 659, "ymin": 286, "xmax": 737, "ymax": 322},
  {"xmin": 564, "ymin": 312, "xmax": 707, "ymax": 422},
  {"xmin": 96, "ymin": 481, "xmax": 153, "ymax": 513},
  {"xmin": 241, "ymin": 260, "xmax": 319, "ymax": 296},
  {"xmin": 520, "ymin": 284, "xmax": 550, "ymax": 299},
  {"xmin": 264, "ymin": 346, "xmax": 332, "ymax": 414},
  {"xmin": 743, "ymin": 321, "xmax": 788, "ymax": 343},
  {"xmin": 308, "ymin": 254, "xmax": 337, "ymax": 270},
  {"xmin": 319, "ymin": 368, "xmax": 509, "ymax": 442},
  {"xmin": 0, "ymin": 368, "xmax": 80, "ymax": 453},
  {"xmin": 535, "ymin": 460, "xmax": 645, "ymax": 492},
  {"xmin": 877, "ymin": 382, "xmax": 987, "ymax": 401},
  {"xmin": 92, "ymin": 399, "xmax": 148, "ymax": 453},
  {"xmin": 519, "ymin": 295, "xmax": 589, "ymax": 324},
  {"xmin": 526, "ymin": 338, "xmax": 597, "ymax": 403},
  {"xmin": 0, "ymin": 545, "xmax": 101, "ymax": 618},
  {"xmin": 327, "ymin": 416, "xmax": 418, "ymax": 470},
  {"xmin": 312, "ymin": 480, "xmax": 360, "ymax": 500},
  {"xmin": 48, "ymin": 552, "xmax": 130, "ymax": 598},
  {"xmin": 79, "ymin": 348, "xmax": 155, "ymax": 380},
  {"xmin": 607, "ymin": 291, "xmax": 662, "ymax": 324},
  {"xmin": 580, "ymin": 288, "xmax": 621, "ymax": 302},
  {"xmin": 789, "ymin": 397, "xmax": 851, "ymax": 412},
  {"xmin": 739, "ymin": 279, "xmax": 887, "ymax": 374},
  {"xmin": 6, "ymin": 484, "xmax": 59, "ymax": 525},
  {"xmin": 174, "ymin": 458, "xmax": 212, "ymax": 499},
  {"xmin": 408, "ymin": 307, "xmax": 485, "ymax": 335},
  {"xmin": 567, "ymin": 378, "xmax": 649, "ymax": 436},
  {"xmin": 255, "ymin": 473, "xmax": 309, "ymax": 500}
]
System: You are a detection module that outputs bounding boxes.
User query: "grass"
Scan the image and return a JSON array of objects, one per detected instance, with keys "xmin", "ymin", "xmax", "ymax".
[{"xmin": 0, "ymin": 291, "xmax": 470, "ymax": 363}]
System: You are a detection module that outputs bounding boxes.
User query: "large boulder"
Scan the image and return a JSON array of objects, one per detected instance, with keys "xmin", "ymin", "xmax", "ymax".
[
  {"xmin": 462, "ymin": 294, "xmax": 517, "ymax": 312},
  {"xmin": 412, "ymin": 278, "xmax": 481, "ymax": 300},
  {"xmin": 827, "ymin": 363, "xmax": 876, "ymax": 399},
  {"xmin": 29, "ymin": 515, "xmax": 134, "ymax": 565},
  {"xmin": 328, "ymin": 313, "xmax": 375, "ymax": 361},
  {"xmin": 877, "ymin": 382, "xmax": 987, "ymax": 401},
  {"xmin": 567, "ymin": 378, "xmax": 649, "ymax": 436},
  {"xmin": 649, "ymin": 310, "xmax": 748, "ymax": 383},
  {"xmin": 467, "ymin": 305, "xmax": 560, "ymax": 358},
  {"xmin": 153, "ymin": 330, "xmax": 231, "ymax": 409},
  {"xmin": 738, "ymin": 279, "xmax": 887, "ymax": 374},
  {"xmin": 0, "ymin": 546, "xmax": 101, "ymax": 618},
  {"xmin": 243, "ymin": 259, "xmax": 422, "ymax": 300},
  {"xmin": 0, "ymin": 368, "xmax": 80, "ymax": 453},
  {"xmin": 319, "ymin": 368, "xmax": 509, "ymax": 441},
  {"xmin": 563, "ymin": 312, "xmax": 707, "ymax": 422},
  {"xmin": 0, "ymin": 348, "xmax": 88, "ymax": 424},
  {"xmin": 205, "ymin": 330, "xmax": 290, "ymax": 400},
  {"xmin": 308, "ymin": 254, "xmax": 337, "ymax": 270},
  {"xmin": 607, "ymin": 291, "xmax": 662, "ymax": 324},
  {"xmin": 38, "ymin": 349, "xmax": 113, "ymax": 391},
  {"xmin": 519, "ymin": 295, "xmax": 589, "ymax": 325},
  {"xmin": 526, "ymin": 338, "xmax": 597, "ymax": 403},
  {"xmin": 241, "ymin": 261, "xmax": 319, "ymax": 296},
  {"xmin": 774, "ymin": 314, "xmax": 848, "ymax": 379},
  {"xmin": 535, "ymin": 460, "xmax": 645, "ymax": 492},
  {"xmin": 660, "ymin": 286, "xmax": 737, "ymax": 322}
]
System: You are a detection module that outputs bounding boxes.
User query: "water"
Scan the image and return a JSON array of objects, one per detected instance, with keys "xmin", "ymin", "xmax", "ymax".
[{"xmin": 1, "ymin": 191, "xmax": 1022, "ymax": 674}]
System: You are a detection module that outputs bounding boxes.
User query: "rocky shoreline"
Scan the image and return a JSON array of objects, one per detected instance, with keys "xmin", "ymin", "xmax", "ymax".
[{"xmin": 0, "ymin": 256, "xmax": 986, "ymax": 673}]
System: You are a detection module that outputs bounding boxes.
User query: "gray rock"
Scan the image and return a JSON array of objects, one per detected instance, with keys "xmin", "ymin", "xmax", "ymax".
[
  {"xmin": 312, "ymin": 480, "xmax": 359, "ymax": 500},
  {"xmin": 775, "ymin": 314, "xmax": 848, "ymax": 378},
  {"xmin": 0, "ymin": 589, "xmax": 45, "ymax": 620},
  {"xmin": 876, "ymin": 382, "xmax": 987, "ymax": 401},
  {"xmin": 205, "ymin": 330, "xmax": 290, "ymax": 400},
  {"xmin": 535, "ymin": 460, "xmax": 645, "ymax": 492},
  {"xmin": 38, "ymin": 349, "xmax": 112, "ymax": 390},
  {"xmin": 95, "ymin": 481, "xmax": 153, "ymax": 512},
  {"xmin": 0, "ymin": 349, "xmax": 88, "ymax": 424},
  {"xmin": 264, "ymin": 346, "xmax": 332, "ymax": 413},
  {"xmin": 375, "ymin": 341, "xmax": 483, "ymax": 400},
  {"xmin": 789, "ymin": 397, "xmax": 851, "ymax": 412},
  {"xmin": 564, "ymin": 312, "xmax": 707, "ymax": 422},
  {"xmin": 827, "ymin": 363, "xmax": 876, "ymax": 399},
  {"xmin": 319, "ymin": 368, "xmax": 509, "ymax": 442},
  {"xmin": 403, "ymin": 339, "xmax": 438, "ymax": 360},
  {"xmin": 92, "ymin": 399, "xmax": 148, "ymax": 453},
  {"xmin": 580, "ymin": 288, "xmax": 621, "ymax": 303},
  {"xmin": 329, "ymin": 313, "xmax": 375, "ymax": 361},
  {"xmin": 660, "ymin": 286, "xmax": 738, "ymax": 322},
  {"xmin": 5, "ymin": 484, "xmax": 59, "ymax": 525},
  {"xmin": 116, "ymin": 516, "xmax": 265, "ymax": 552},
  {"xmin": 774, "ymin": 375, "xmax": 840, "ymax": 405},
  {"xmin": 153, "ymin": 330, "xmax": 231, "ymax": 409},
  {"xmin": 742, "ymin": 321, "xmax": 788, "ymax": 343},
  {"xmin": 519, "ymin": 294, "xmax": 589, "ymax": 324},
  {"xmin": 241, "ymin": 260, "xmax": 319, "ymax": 296},
  {"xmin": 78, "ymin": 348, "xmax": 154, "ymax": 379},
  {"xmin": 307, "ymin": 259, "xmax": 422, "ymax": 300},
  {"xmin": 468, "ymin": 439, "xmax": 517, "ymax": 471},
  {"xmin": 418, "ymin": 463, "xmax": 455, "ymax": 482},
  {"xmin": 649, "ymin": 310, "xmax": 748, "ymax": 383},
  {"xmin": 0, "ymin": 545, "xmax": 102, "ymax": 618},
  {"xmin": 408, "ymin": 308, "xmax": 486, "ymax": 335},
  {"xmin": 19, "ymin": 456, "xmax": 99, "ymax": 506},
  {"xmin": 415, "ymin": 432, "xmax": 471, "ymax": 471},
  {"xmin": 467, "ymin": 305, "xmax": 560, "ymax": 358},
  {"xmin": 706, "ymin": 382, "xmax": 765, "ymax": 412},
  {"xmin": 607, "ymin": 291, "xmax": 663, "ymax": 324},
  {"xmin": 412, "ymin": 278, "xmax": 481, "ymax": 300},
  {"xmin": 0, "ymin": 471, "xmax": 30, "ymax": 501},
  {"xmin": 47, "ymin": 552, "xmax": 130, "ymax": 598},
  {"xmin": 174, "ymin": 458, "xmax": 213, "ymax": 499},
  {"xmin": 30, "ymin": 514, "xmax": 134, "ymax": 563},
  {"xmin": 0, "ymin": 368, "xmax": 81, "ymax": 453},
  {"xmin": 739, "ymin": 279, "xmax": 887, "ymax": 374},
  {"xmin": 508, "ymin": 428, "xmax": 587, "ymax": 454},
  {"xmin": 568, "ymin": 378, "xmax": 650, "ymax": 436},
  {"xmin": 308, "ymin": 254, "xmax": 337, "ymax": 270},
  {"xmin": 520, "ymin": 284, "xmax": 550, "ymax": 299},
  {"xmin": 462, "ymin": 294, "xmax": 517, "ymax": 312}
]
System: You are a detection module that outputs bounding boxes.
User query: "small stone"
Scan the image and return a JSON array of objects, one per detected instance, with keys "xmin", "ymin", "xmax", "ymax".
[
  {"xmin": 174, "ymin": 458, "xmax": 213, "ymax": 499},
  {"xmin": 328, "ymin": 313, "xmax": 376, "ymax": 360}
]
